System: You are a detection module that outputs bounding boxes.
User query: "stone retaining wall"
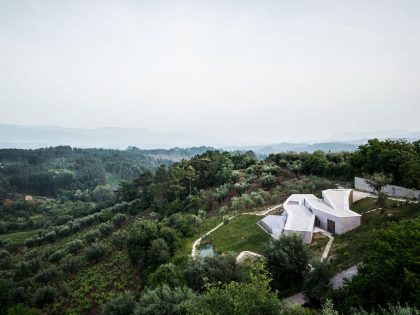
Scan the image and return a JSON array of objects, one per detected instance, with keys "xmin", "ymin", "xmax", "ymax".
[{"xmin": 354, "ymin": 177, "xmax": 420, "ymax": 200}]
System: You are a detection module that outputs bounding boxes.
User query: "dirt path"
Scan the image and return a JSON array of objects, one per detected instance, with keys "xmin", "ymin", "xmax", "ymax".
[{"xmin": 191, "ymin": 204, "xmax": 283, "ymax": 257}]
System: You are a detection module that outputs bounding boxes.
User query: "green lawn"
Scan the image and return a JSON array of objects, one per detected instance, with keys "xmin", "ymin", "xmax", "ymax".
[
  {"xmin": 330, "ymin": 197, "xmax": 419, "ymax": 272},
  {"xmin": 0, "ymin": 229, "xmax": 40, "ymax": 244},
  {"xmin": 308, "ymin": 233, "xmax": 329, "ymax": 260},
  {"xmin": 209, "ymin": 214, "xmax": 271, "ymax": 254},
  {"xmin": 172, "ymin": 217, "xmax": 223, "ymax": 261}
]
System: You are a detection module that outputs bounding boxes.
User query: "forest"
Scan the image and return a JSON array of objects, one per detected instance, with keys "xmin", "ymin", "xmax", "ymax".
[{"xmin": 0, "ymin": 139, "xmax": 419, "ymax": 315}]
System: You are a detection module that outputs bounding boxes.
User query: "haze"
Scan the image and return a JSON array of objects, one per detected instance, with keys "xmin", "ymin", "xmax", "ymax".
[{"xmin": 1, "ymin": 0, "xmax": 419, "ymax": 145}]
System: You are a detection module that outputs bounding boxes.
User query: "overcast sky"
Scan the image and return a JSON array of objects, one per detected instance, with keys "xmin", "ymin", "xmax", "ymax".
[{"xmin": 1, "ymin": 0, "xmax": 419, "ymax": 144}]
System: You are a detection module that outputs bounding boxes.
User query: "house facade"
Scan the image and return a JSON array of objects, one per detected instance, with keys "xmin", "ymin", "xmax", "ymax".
[{"xmin": 258, "ymin": 189, "xmax": 361, "ymax": 244}]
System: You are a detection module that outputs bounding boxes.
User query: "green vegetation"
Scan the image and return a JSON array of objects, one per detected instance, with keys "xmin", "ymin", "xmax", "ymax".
[
  {"xmin": 0, "ymin": 229, "xmax": 40, "ymax": 244},
  {"xmin": 0, "ymin": 139, "xmax": 419, "ymax": 314},
  {"xmin": 330, "ymin": 198, "xmax": 420, "ymax": 272},
  {"xmin": 209, "ymin": 214, "xmax": 270, "ymax": 254}
]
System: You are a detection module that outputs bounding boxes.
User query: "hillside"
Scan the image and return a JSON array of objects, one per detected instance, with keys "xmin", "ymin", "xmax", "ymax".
[{"xmin": 0, "ymin": 139, "xmax": 419, "ymax": 314}]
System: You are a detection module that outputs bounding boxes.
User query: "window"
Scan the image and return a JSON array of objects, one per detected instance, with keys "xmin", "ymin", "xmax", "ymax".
[
  {"xmin": 327, "ymin": 219, "xmax": 335, "ymax": 234},
  {"xmin": 315, "ymin": 216, "xmax": 320, "ymax": 227}
]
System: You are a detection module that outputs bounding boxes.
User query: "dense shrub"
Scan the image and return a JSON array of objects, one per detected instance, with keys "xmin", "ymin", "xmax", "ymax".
[
  {"xmin": 263, "ymin": 235, "xmax": 310, "ymax": 292},
  {"xmin": 34, "ymin": 267, "xmax": 58, "ymax": 284},
  {"xmin": 2, "ymin": 239, "xmax": 17, "ymax": 252},
  {"xmin": 100, "ymin": 293, "xmax": 136, "ymax": 315},
  {"xmin": 111, "ymin": 230, "xmax": 129, "ymax": 249},
  {"xmin": 47, "ymin": 250, "xmax": 65, "ymax": 264},
  {"xmin": 14, "ymin": 259, "xmax": 40, "ymax": 279},
  {"xmin": 84, "ymin": 230, "xmax": 101, "ymax": 243},
  {"xmin": 302, "ymin": 262, "xmax": 333, "ymax": 307},
  {"xmin": 112, "ymin": 213, "xmax": 127, "ymax": 227},
  {"xmin": 57, "ymin": 225, "xmax": 71, "ymax": 237},
  {"xmin": 6, "ymin": 303, "xmax": 42, "ymax": 315},
  {"xmin": 66, "ymin": 239, "xmax": 83, "ymax": 254},
  {"xmin": 261, "ymin": 172, "xmax": 276, "ymax": 189},
  {"xmin": 44, "ymin": 231, "xmax": 56, "ymax": 243},
  {"xmin": 184, "ymin": 255, "xmax": 246, "ymax": 292},
  {"xmin": 147, "ymin": 238, "xmax": 170, "ymax": 268},
  {"xmin": 147, "ymin": 263, "xmax": 184, "ymax": 289},
  {"xmin": 0, "ymin": 249, "xmax": 12, "ymax": 269},
  {"xmin": 33, "ymin": 286, "xmax": 57, "ymax": 307},
  {"xmin": 85, "ymin": 242, "xmax": 108, "ymax": 264},
  {"xmin": 99, "ymin": 223, "xmax": 114, "ymax": 237},
  {"xmin": 135, "ymin": 285, "xmax": 194, "ymax": 315},
  {"xmin": 60, "ymin": 255, "xmax": 81, "ymax": 274}
]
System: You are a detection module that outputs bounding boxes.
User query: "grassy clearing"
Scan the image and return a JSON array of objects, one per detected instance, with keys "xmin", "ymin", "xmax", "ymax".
[
  {"xmin": 308, "ymin": 233, "xmax": 329, "ymax": 260},
  {"xmin": 173, "ymin": 217, "xmax": 223, "ymax": 260},
  {"xmin": 209, "ymin": 214, "xmax": 271, "ymax": 254},
  {"xmin": 0, "ymin": 229, "xmax": 40, "ymax": 244},
  {"xmin": 329, "ymin": 197, "xmax": 419, "ymax": 272}
]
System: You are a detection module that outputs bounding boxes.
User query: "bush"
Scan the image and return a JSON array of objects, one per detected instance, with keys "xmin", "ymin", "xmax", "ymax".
[
  {"xmin": 33, "ymin": 286, "xmax": 57, "ymax": 307},
  {"xmin": 219, "ymin": 206, "xmax": 227, "ymax": 217},
  {"xmin": 14, "ymin": 260, "xmax": 40, "ymax": 279},
  {"xmin": 34, "ymin": 267, "xmax": 58, "ymax": 284},
  {"xmin": 44, "ymin": 231, "xmax": 56, "ymax": 243},
  {"xmin": 263, "ymin": 235, "xmax": 310, "ymax": 291},
  {"xmin": 84, "ymin": 230, "xmax": 101, "ymax": 243},
  {"xmin": 302, "ymin": 262, "xmax": 333, "ymax": 307},
  {"xmin": 61, "ymin": 255, "xmax": 81, "ymax": 274},
  {"xmin": 99, "ymin": 223, "xmax": 114, "ymax": 237},
  {"xmin": 112, "ymin": 213, "xmax": 127, "ymax": 227},
  {"xmin": 147, "ymin": 263, "xmax": 184, "ymax": 288},
  {"xmin": 261, "ymin": 172, "xmax": 276, "ymax": 189},
  {"xmin": 85, "ymin": 242, "xmax": 108, "ymax": 264},
  {"xmin": 66, "ymin": 239, "xmax": 83, "ymax": 254},
  {"xmin": 7, "ymin": 303, "xmax": 41, "ymax": 315},
  {"xmin": 100, "ymin": 293, "xmax": 136, "ymax": 315},
  {"xmin": 0, "ymin": 250, "xmax": 12, "ymax": 269},
  {"xmin": 24, "ymin": 238, "xmax": 37, "ymax": 248},
  {"xmin": 111, "ymin": 230, "xmax": 129, "ymax": 249},
  {"xmin": 47, "ymin": 250, "xmax": 65, "ymax": 264},
  {"xmin": 2, "ymin": 239, "xmax": 17, "ymax": 252},
  {"xmin": 57, "ymin": 225, "xmax": 72, "ymax": 237},
  {"xmin": 135, "ymin": 285, "xmax": 194, "ymax": 315},
  {"xmin": 147, "ymin": 238, "xmax": 170, "ymax": 268},
  {"xmin": 223, "ymin": 215, "xmax": 230, "ymax": 225},
  {"xmin": 184, "ymin": 254, "xmax": 246, "ymax": 292}
]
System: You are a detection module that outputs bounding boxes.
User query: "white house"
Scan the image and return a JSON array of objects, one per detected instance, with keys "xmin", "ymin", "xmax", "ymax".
[{"xmin": 258, "ymin": 189, "xmax": 361, "ymax": 244}]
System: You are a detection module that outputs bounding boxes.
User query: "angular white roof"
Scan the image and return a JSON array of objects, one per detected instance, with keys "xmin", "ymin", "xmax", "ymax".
[
  {"xmin": 259, "ymin": 215, "xmax": 287, "ymax": 239},
  {"xmin": 283, "ymin": 194, "xmax": 316, "ymax": 232}
]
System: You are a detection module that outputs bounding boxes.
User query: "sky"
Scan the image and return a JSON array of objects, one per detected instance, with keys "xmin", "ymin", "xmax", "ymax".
[{"xmin": 0, "ymin": 0, "xmax": 419, "ymax": 144}]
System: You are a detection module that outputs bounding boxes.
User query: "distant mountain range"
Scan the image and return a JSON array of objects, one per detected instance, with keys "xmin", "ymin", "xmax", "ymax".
[
  {"xmin": 0, "ymin": 124, "xmax": 419, "ymax": 155},
  {"xmin": 223, "ymin": 142, "xmax": 360, "ymax": 155},
  {"xmin": 0, "ymin": 124, "xmax": 221, "ymax": 150}
]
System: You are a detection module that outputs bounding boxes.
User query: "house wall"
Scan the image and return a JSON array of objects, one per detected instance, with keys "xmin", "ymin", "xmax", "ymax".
[
  {"xmin": 283, "ymin": 229, "xmax": 313, "ymax": 244},
  {"xmin": 338, "ymin": 216, "xmax": 361, "ymax": 234},
  {"xmin": 313, "ymin": 209, "xmax": 361, "ymax": 234},
  {"xmin": 355, "ymin": 177, "xmax": 420, "ymax": 200}
]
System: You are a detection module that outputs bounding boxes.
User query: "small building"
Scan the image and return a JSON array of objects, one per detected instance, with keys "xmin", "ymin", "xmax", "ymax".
[{"xmin": 258, "ymin": 189, "xmax": 361, "ymax": 244}]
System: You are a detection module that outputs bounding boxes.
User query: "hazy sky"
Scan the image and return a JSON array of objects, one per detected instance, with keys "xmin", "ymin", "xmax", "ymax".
[{"xmin": 1, "ymin": 0, "xmax": 419, "ymax": 143}]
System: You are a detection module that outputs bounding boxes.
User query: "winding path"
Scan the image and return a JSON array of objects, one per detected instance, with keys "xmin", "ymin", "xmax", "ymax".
[{"xmin": 191, "ymin": 204, "xmax": 283, "ymax": 258}]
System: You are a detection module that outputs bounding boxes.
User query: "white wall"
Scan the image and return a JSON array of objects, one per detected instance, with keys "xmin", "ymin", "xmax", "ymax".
[
  {"xmin": 313, "ymin": 208, "xmax": 361, "ymax": 234},
  {"xmin": 355, "ymin": 177, "xmax": 420, "ymax": 200},
  {"xmin": 283, "ymin": 229, "xmax": 313, "ymax": 244}
]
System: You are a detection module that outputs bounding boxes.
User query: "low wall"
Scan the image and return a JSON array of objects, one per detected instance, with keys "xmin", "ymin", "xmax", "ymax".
[{"xmin": 354, "ymin": 177, "xmax": 420, "ymax": 200}]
